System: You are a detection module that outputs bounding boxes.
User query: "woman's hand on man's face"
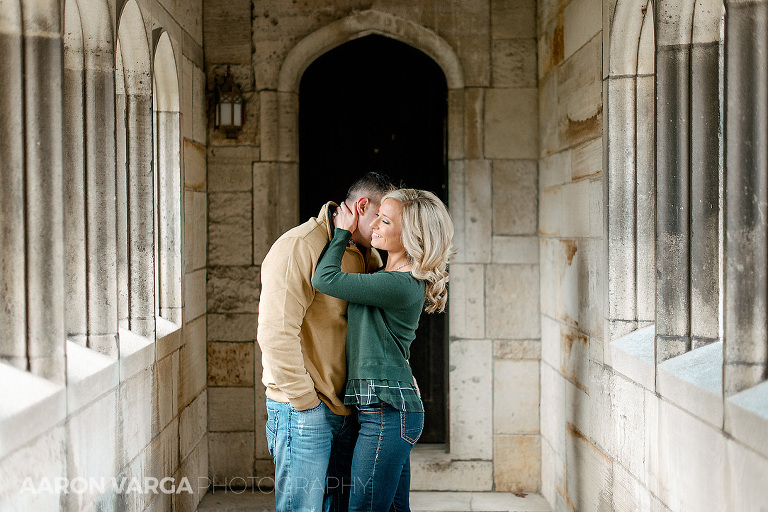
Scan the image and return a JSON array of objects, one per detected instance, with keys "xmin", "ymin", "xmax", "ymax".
[{"xmin": 333, "ymin": 201, "xmax": 358, "ymax": 234}]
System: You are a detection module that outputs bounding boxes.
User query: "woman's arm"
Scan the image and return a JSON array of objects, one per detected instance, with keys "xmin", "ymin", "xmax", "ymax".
[{"xmin": 312, "ymin": 229, "xmax": 419, "ymax": 309}]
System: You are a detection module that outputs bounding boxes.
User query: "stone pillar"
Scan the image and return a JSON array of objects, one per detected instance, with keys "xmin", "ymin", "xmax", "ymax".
[
  {"xmin": 690, "ymin": 36, "xmax": 721, "ymax": 349},
  {"xmin": 724, "ymin": 0, "xmax": 768, "ymax": 394},
  {"xmin": 116, "ymin": 55, "xmax": 129, "ymax": 331},
  {"xmin": 0, "ymin": 0, "xmax": 27, "ymax": 370},
  {"xmin": 127, "ymin": 94, "xmax": 156, "ymax": 337},
  {"xmin": 655, "ymin": 35, "xmax": 692, "ymax": 362},
  {"xmin": 22, "ymin": 0, "xmax": 66, "ymax": 383},
  {"xmin": 84, "ymin": 41, "xmax": 119, "ymax": 357},
  {"xmin": 63, "ymin": 0, "xmax": 88, "ymax": 347},
  {"xmin": 157, "ymin": 111, "xmax": 182, "ymax": 324}
]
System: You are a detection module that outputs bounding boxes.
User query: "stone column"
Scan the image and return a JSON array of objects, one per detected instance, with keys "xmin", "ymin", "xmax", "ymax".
[
  {"xmin": 63, "ymin": 0, "xmax": 88, "ymax": 347},
  {"xmin": 690, "ymin": 35, "xmax": 721, "ymax": 349},
  {"xmin": 127, "ymin": 94, "xmax": 157, "ymax": 337},
  {"xmin": 724, "ymin": 0, "xmax": 768, "ymax": 394},
  {"xmin": 655, "ymin": 0, "xmax": 692, "ymax": 362},
  {"xmin": 22, "ymin": 0, "xmax": 66, "ymax": 383},
  {"xmin": 157, "ymin": 111, "xmax": 182, "ymax": 324},
  {"xmin": 84, "ymin": 38, "xmax": 119, "ymax": 357},
  {"xmin": 0, "ymin": 0, "xmax": 27, "ymax": 370}
]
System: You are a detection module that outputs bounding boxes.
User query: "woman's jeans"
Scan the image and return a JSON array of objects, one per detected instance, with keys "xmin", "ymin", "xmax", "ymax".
[
  {"xmin": 350, "ymin": 403, "xmax": 424, "ymax": 512},
  {"xmin": 266, "ymin": 399, "xmax": 358, "ymax": 512}
]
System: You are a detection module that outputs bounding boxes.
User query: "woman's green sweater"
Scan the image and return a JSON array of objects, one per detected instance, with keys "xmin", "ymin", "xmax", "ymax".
[{"xmin": 312, "ymin": 229, "xmax": 425, "ymax": 383}]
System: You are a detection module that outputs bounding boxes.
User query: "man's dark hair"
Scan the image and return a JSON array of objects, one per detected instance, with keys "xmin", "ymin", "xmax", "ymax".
[{"xmin": 345, "ymin": 172, "xmax": 398, "ymax": 203}]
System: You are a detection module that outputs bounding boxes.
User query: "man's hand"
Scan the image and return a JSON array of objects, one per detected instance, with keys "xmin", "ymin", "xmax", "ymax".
[{"xmin": 333, "ymin": 201, "xmax": 358, "ymax": 234}]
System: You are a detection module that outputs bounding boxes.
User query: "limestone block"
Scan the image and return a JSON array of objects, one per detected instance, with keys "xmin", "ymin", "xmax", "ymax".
[
  {"xmin": 610, "ymin": 373, "xmax": 646, "ymax": 489},
  {"xmin": 277, "ymin": 92, "xmax": 298, "ymax": 163},
  {"xmin": 208, "ymin": 341, "xmax": 255, "ymax": 387},
  {"xmin": 180, "ymin": 391, "xmax": 207, "ymax": 462},
  {"xmin": 448, "ymin": 264, "xmax": 485, "ymax": 339},
  {"xmin": 725, "ymin": 436, "xmax": 768, "ymax": 511},
  {"xmin": 540, "ymin": 361, "xmax": 566, "ymax": 459},
  {"xmin": 253, "ymin": 162, "xmax": 282, "ymax": 262},
  {"xmin": 540, "ymin": 315, "xmax": 561, "ymax": 370},
  {"xmin": 208, "ymin": 146, "xmax": 257, "ymax": 192},
  {"xmin": 564, "ymin": 0, "xmax": 602, "ymax": 60},
  {"xmin": 538, "ymin": 71, "xmax": 560, "ymax": 157},
  {"xmin": 410, "ymin": 446, "xmax": 493, "ymax": 491},
  {"xmin": 560, "ymin": 324, "xmax": 589, "ymax": 393},
  {"xmin": 0, "ymin": 427, "xmax": 66, "ymax": 512},
  {"xmin": 447, "ymin": 90, "xmax": 465, "ymax": 160},
  {"xmin": 644, "ymin": 391, "xmax": 730, "ymax": 511},
  {"xmin": 65, "ymin": 391, "xmax": 117, "ymax": 512},
  {"xmin": 459, "ymin": 35, "xmax": 491, "ymax": 88},
  {"xmin": 120, "ymin": 367, "xmax": 154, "ymax": 468},
  {"xmin": 559, "ymin": 180, "xmax": 591, "ymax": 237},
  {"xmin": 464, "ymin": 88, "xmax": 484, "ymax": 160},
  {"xmin": 209, "ymin": 191, "xmax": 253, "ymax": 266},
  {"xmin": 148, "ymin": 419, "xmax": 179, "ymax": 485},
  {"xmin": 202, "ymin": 0, "xmax": 252, "ymax": 65},
  {"xmin": 493, "ymin": 340, "xmax": 541, "ymax": 360},
  {"xmin": 180, "ymin": 316, "xmax": 207, "ymax": 408},
  {"xmin": 557, "ymin": 35, "xmax": 602, "ymax": 148},
  {"xmin": 726, "ymin": 380, "xmax": 768, "ymax": 459},
  {"xmin": 484, "ymin": 88, "xmax": 538, "ymax": 159},
  {"xmin": 539, "ymin": 185, "xmax": 563, "ymax": 239},
  {"xmin": 540, "ymin": 435, "xmax": 565, "ymax": 510},
  {"xmin": 493, "ymin": 435, "xmax": 541, "ymax": 492},
  {"xmin": 492, "ymin": 160, "xmax": 538, "ymax": 236},
  {"xmin": 485, "ymin": 264, "xmax": 540, "ymax": 339},
  {"xmin": 565, "ymin": 380, "xmax": 591, "ymax": 441},
  {"xmin": 565, "ymin": 424, "xmax": 613, "ymax": 511},
  {"xmin": 184, "ymin": 139, "xmax": 206, "ymax": 191},
  {"xmin": 208, "ymin": 387, "xmax": 255, "ymax": 432},
  {"xmin": 184, "ymin": 190, "xmax": 207, "ymax": 273},
  {"xmin": 588, "ymin": 362, "xmax": 615, "ymax": 459},
  {"xmin": 538, "ymin": 14, "xmax": 564, "ymax": 80},
  {"xmin": 184, "ymin": 269, "xmax": 207, "ymax": 322},
  {"xmin": 494, "ymin": 360, "xmax": 540, "ymax": 434},
  {"xmin": 154, "ymin": 352, "xmax": 178, "ymax": 434},
  {"xmin": 465, "ymin": 159, "xmax": 493, "ymax": 262},
  {"xmin": 540, "ymin": 150, "xmax": 571, "ymax": 190},
  {"xmin": 66, "ymin": 341, "xmax": 119, "ymax": 416},
  {"xmin": 491, "ymin": 236, "xmax": 539, "ymax": 264},
  {"xmin": 492, "ymin": 39, "xmax": 537, "ymax": 88},
  {"xmin": 182, "ymin": 57, "xmax": 194, "ymax": 141},
  {"xmin": 207, "ymin": 266, "xmax": 260, "ymax": 314},
  {"xmin": 589, "ymin": 178, "xmax": 603, "ymax": 238},
  {"xmin": 492, "ymin": 0, "xmax": 536, "ymax": 39},
  {"xmin": 193, "ymin": 65, "xmax": 207, "ymax": 145},
  {"xmin": 571, "ymin": 136, "xmax": 601, "ymax": 181},
  {"xmin": 449, "ymin": 160, "xmax": 467, "ymax": 263},
  {"xmin": 258, "ymin": 90, "xmax": 279, "ymax": 160},
  {"xmin": 254, "ymin": 40, "xmax": 293, "ymax": 93},
  {"xmin": 115, "ymin": 444, "xmax": 149, "ymax": 512},
  {"xmin": 611, "ymin": 461, "xmax": 658, "ymax": 512},
  {"xmin": 209, "ymin": 432, "xmax": 255, "ymax": 485},
  {"xmin": 175, "ymin": 436, "xmax": 204, "ymax": 512},
  {"xmin": 207, "ymin": 314, "xmax": 258, "ymax": 343},
  {"xmin": 449, "ymin": 339, "xmax": 493, "ymax": 459}
]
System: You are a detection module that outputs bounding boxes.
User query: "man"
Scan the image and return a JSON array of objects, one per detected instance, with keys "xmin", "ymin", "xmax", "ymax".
[{"xmin": 257, "ymin": 172, "xmax": 396, "ymax": 512}]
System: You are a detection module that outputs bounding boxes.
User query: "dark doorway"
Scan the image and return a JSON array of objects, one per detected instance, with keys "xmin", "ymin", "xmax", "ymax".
[{"xmin": 299, "ymin": 34, "xmax": 448, "ymax": 443}]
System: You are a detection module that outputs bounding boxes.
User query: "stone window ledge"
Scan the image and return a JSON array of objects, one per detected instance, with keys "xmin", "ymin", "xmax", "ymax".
[
  {"xmin": 609, "ymin": 325, "xmax": 655, "ymax": 390},
  {"xmin": 727, "ymin": 381, "xmax": 768, "ymax": 459},
  {"xmin": 657, "ymin": 341, "xmax": 723, "ymax": 428},
  {"xmin": 156, "ymin": 316, "xmax": 182, "ymax": 360},
  {"xmin": 0, "ymin": 362, "xmax": 65, "ymax": 460},
  {"xmin": 410, "ymin": 444, "xmax": 493, "ymax": 491},
  {"xmin": 66, "ymin": 341, "xmax": 119, "ymax": 415},
  {"xmin": 119, "ymin": 327, "xmax": 154, "ymax": 382}
]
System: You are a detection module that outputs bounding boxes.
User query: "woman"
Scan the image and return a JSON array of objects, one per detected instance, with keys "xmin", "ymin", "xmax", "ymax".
[{"xmin": 312, "ymin": 188, "xmax": 455, "ymax": 512}]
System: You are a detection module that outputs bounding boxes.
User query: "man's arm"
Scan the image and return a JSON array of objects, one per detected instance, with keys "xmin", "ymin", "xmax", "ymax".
[{"xmin": 257, "ymin": 237, "xmax": 319, "ymax": 410}]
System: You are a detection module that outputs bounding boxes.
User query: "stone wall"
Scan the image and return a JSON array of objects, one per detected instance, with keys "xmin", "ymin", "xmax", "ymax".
[
  {"xmin": 539, "ymin": 0, "xmax": 768, "ymax": 510},
  {"xmin": 0, "ymin": 0, "xmax": 208, "ymax": 511},
  {"xmin": 204, "ymin": 0, "xmax": 542, "ymax": 493}
]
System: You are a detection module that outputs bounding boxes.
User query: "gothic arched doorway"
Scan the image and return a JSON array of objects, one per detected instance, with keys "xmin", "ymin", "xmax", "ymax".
[{"xmin": 299, "ymin": 34, "xmax": 448, "ymax": 442}]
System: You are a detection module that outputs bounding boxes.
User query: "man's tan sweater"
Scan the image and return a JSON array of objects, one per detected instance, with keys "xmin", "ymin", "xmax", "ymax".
[{"xmin": 256, "ymin": 202, "xmax": 380, "ymax": 415}]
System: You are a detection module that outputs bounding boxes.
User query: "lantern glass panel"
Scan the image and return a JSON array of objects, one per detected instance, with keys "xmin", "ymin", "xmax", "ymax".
[
  {"xmin": 220, "ymin": 102, "xmax": 232, "ymax": 126},
  {"xmin": 234, "ymin": 103, "xmax": 242, "ymax": 126}
]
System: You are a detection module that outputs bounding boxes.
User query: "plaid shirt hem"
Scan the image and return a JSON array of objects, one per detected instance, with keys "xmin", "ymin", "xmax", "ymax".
[{"xmin": 344, "ymin": 379, "xmax": 424, "ymax": 412}]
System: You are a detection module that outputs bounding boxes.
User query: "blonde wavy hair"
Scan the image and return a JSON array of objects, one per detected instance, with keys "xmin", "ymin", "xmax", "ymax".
[{"xmin": 383, "ymin": 188, "xmax": 456, "ymax": 314}]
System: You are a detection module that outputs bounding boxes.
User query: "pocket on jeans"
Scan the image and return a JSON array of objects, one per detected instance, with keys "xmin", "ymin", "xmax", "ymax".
[{"xmin": 400, "ymin": 411, "xmax": 424, "ymax": 445}]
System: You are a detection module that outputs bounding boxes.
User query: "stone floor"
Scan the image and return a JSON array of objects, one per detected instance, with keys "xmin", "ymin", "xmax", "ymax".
[{"xmin": 197, "ymin": 490, "xmax": 552, "ymax": 512}]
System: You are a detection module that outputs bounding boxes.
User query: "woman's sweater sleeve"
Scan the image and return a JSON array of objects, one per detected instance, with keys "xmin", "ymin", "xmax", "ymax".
[{"xmin": 312, "ymin": 229, "xmax": 417, "ymax": 309}]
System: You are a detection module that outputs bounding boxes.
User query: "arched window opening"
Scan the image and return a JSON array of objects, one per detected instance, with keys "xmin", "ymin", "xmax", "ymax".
[
  {"xmin": 117, "ymin": 0, "xmax": 154, "ymax": 338},
  {"xmin": 153, "ymin": 32, "xmax": 182, "ymax": 325}
]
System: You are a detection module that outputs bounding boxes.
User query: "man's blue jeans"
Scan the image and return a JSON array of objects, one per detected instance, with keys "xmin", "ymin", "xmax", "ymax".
[
  {"xmin": 266, "ymin": 399, "xmax": 358, "ymax": 512},
  {"xmin": 350, "ymin": 403, "xmax": 424, "ymax": 512}
]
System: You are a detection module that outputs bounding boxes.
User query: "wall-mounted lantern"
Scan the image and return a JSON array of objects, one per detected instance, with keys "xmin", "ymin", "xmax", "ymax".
[{"xmin": 214, "ymin": 67, "xmax": 245, "ymax": 138}]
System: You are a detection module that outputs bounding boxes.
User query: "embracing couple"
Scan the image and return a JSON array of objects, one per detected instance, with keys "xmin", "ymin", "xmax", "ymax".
[{"xmin": 257, "ymin": 172, "xmax": 455, "ymax": 512}]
